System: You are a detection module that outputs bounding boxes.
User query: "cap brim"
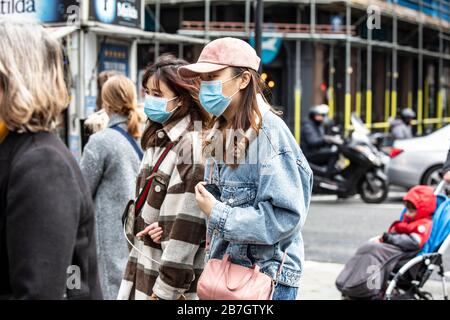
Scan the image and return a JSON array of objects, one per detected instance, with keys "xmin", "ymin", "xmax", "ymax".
[{"xmin": 178, "ymin": 62, "xmax": 228, "ymax": 79}]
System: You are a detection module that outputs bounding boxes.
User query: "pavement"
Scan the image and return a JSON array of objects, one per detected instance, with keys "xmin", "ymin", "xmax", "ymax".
[
  {"xmin": 297, "ymin": 190, "xmax": 450, "ymax": 300},
  {"xmin": 298, "ymin": 260, "xmax": 343, "ymax": 300},
  {"xmin": 298, "ymin": 260, "xmax": 449, "ymax": 300}
]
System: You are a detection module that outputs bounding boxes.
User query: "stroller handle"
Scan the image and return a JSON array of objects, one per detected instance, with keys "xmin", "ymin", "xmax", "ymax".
[{"xmin": 434, "ymin": 180, "xmax": 448, "ymax": 195}]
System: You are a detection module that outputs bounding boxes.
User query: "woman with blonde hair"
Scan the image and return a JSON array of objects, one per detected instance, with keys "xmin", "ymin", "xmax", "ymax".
[
  {"xmin": 0, "ymin": 21, "xmax": 102, "ymax": 299},
  {"xmin": 80, "ymin": 75, "xmax": 143, "ymax": 300}
]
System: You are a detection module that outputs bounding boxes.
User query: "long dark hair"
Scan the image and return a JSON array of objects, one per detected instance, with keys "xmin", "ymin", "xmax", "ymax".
[
  {"xmin": 141, "ymin": 54, "xmax": 209, "ymax": 150},
  {"xmin": 203, "ymin": 67, "xmax": 273, "ymax": 167}
]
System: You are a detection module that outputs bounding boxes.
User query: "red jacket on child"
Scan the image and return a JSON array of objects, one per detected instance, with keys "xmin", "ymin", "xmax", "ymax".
[{"xmin": 388, "ymin": 185, "xmax": 436, "ymax": 249}]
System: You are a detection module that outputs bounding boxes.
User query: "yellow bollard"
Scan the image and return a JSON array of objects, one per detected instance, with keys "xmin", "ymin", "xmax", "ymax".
[
  {"xmin": 345, "ymin": 93, "xmax": 351, "ymax": 135},
  {"xmin": 366, "ymin": 90, "xmax": 372, "ymax": 128}
]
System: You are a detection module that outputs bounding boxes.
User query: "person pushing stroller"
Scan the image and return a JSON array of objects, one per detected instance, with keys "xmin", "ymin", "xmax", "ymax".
[{"xmin": 336, "ymin": 185, "xmax": 436, "ymax": 299}]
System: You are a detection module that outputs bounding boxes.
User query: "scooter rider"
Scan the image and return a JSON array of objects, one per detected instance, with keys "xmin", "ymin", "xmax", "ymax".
[
  {"xmin": 389, "ymin": 108, "xmax": 416, "ymax": 140},
  {"xmin": 301, "ymin": 104, "xmax": 342, "ymax": 178}
]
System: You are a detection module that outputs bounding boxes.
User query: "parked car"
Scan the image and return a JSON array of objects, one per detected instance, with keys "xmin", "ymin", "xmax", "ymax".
[{"xmin": 387, "ymin": 124, "xmax": 450, "ymax": 189}]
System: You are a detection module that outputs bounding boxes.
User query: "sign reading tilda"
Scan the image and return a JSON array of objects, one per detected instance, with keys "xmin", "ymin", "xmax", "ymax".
[
  {"xmin": 0, "ymin": 0, "xmax": 35, "ymax": 14},
  {"xmin": 0, "ymin": 0, "xmax": 78, "ymax": 23}
]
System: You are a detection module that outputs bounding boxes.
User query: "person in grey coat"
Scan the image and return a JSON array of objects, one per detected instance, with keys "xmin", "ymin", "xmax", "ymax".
[
  {"xmin": 80, "ymin": 75, "xmax": 143, "ymax": 300},
  {"xmin": 389, "ymin": 108, "xmax": 416, "ymax": 140}
]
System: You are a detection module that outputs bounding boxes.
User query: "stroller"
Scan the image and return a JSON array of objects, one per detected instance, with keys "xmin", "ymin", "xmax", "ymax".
[
  {"xmin": 384, "ymin": 181, "xmax": 450, "ymax": 300},
  {"xmin": 336, "ymin": 181, "xmax": 450, "ymax": 300}
]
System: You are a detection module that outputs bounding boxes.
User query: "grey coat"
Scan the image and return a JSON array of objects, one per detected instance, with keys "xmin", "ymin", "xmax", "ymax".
[
  {"xmin": 390, "ymin": 119, "xmax": 413, "ymax": 140},
  {"xmin": 80, "ymin": 114, "xmax": 141, "ymax": 300}
]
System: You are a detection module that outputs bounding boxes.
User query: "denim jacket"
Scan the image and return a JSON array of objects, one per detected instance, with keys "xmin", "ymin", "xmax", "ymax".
[{"xmin": 204, "ymin": 94, "xmax": 313, "ymax": 287}]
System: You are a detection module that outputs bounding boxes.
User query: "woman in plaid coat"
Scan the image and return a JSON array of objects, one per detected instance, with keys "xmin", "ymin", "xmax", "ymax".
[{"xmin": 117, "ymin": 55, "xmax": 210, "ymax": 300}]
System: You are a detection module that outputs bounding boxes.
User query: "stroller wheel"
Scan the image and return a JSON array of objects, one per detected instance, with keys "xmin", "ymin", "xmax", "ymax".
[
  {"xmin": 418, "ymin": 291, "xmax": 433, "ymax": 300},
  {"xmin": 387, "ymin": 287, "xmax": 414, "ymax": 300},
  {"xmin": 391, "ymin": 288, "xmax": 434, "ymax": 300}
]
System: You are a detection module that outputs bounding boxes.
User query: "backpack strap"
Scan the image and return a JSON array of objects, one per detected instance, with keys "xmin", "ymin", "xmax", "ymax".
[{"xmin": 111, "ymin": 124, "xmax": 144, "ymax": 160}]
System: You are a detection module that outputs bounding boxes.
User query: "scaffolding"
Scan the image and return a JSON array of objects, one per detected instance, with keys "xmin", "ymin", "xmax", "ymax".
[{"xmin": 146, "ymin": 0, "xmax": 450, "ymax": 139}]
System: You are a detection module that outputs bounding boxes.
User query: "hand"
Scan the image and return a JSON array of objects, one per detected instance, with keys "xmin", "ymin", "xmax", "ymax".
[
  {"xmin": 324, "ymin": 135, "xmax": 343, "ymax": 145},
  {"xmin": 136, "ymin": 222, "xmax": 163, "ymax": 244},
  {"xmin": 149, "ymin": 293, "xmax": 160, "ymax": 300},
  {"xmin": 444, "ymin": 171, "xmax": 450, "ymax": 183},
  {"xmin": 369, "ymin": 235, "xmax": 382, "ymax": 243},
  {"xmin": 195, "ymin": 182, "xmax": 216, "ymax": 217},
  {"xmin": 335, "ymin": 136, "xmax": 344, "ymax": 145},
  {"xmin": 149, "ymin": 293, "xmax": 186, "ymax": 300}
]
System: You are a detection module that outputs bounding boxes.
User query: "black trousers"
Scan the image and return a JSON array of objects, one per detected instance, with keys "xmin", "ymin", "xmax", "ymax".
[{"xmin": 305, "ymin": 149, "xmax": 340, "ymax": 176}]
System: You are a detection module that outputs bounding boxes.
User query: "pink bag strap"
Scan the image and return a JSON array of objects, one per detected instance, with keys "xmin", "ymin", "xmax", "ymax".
[
  {"xmin": 223, "ymin": 255, "xmax": 260, "ymax": 291},
  {"xmin": 223, "ymin": 249, "xmax": 288, "ymax": 289}
]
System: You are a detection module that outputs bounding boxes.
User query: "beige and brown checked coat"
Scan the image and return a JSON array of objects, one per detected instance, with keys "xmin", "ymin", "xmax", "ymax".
[{"xmin": 117, "ymin": 114, "xmax": 207, "ymax": 300}]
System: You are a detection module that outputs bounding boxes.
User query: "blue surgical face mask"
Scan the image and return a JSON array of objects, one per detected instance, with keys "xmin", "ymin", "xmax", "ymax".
[
  {"xmin": 144, "ymin": 95, "xmax": 179, "ymax": 124},
  {"xmin": 199, "ymin": 74, "xmax": 241, "ymax": 117}
]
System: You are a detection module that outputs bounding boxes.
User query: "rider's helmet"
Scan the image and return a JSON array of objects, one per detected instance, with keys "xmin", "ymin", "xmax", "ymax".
[
  {"xmin": 309, "ymin": 104, "xmax": 329, "ymax": 121},
  {"xmin": 400, "ymin": 108, "xmax": 416, "ymax": 123}
]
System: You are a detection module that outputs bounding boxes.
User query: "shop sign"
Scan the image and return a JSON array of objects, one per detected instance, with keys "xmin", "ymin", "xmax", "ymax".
[
  {"xmin": 0, "ymin": 0, "xmax": 79, "ymax": 23},
  {"xmin": 99, "ymin": 43, "xmax": 129, "ymax": 76},
  {"xmin": 89, "ymin": 0, "xmax": 142, "ymax": 29}
]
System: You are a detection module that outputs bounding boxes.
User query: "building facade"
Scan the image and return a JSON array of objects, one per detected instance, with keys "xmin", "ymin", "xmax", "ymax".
[
  {"xmin": 1, "ymin": 0, "xmax": 448, "ymax": 153},
  {"xmin": 144, "ymin": 0, "xmax": 450, "ymax": 143},
  {"xmin": 0, "ymin": 0, "xmax": 206, "ymax": 159}
]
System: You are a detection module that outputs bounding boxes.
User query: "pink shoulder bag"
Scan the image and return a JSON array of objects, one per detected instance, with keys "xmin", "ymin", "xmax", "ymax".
[{"xmin": 197, "ymin": 251, "xmax": 287, "ymax": 300}]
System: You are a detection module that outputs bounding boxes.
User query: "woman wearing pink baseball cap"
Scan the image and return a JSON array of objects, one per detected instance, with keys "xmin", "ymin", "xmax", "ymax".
[{"xmin": 179, "ymin": 37, "xmax": 313, "ymax": 300}]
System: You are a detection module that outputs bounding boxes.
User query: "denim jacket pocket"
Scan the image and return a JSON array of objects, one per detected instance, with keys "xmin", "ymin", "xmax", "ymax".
[{"xmin": 220, "ymin": 184, "xmax": 257, "ymax": 207}]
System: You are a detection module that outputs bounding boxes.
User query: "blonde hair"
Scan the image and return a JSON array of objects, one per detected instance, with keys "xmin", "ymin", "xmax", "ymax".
[
  {"xmin": 102, "ymin": 75, "xmax": 142, "ymax": 138},
  {"xmin": 0, "ymin": 21, "xmax": 68, "ymax": 133}
]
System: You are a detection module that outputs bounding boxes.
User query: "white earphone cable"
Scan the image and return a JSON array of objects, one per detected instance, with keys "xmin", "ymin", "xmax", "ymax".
[{"xmin": 123, "ymin": 216, "xmax": 162, "ymax": 266}]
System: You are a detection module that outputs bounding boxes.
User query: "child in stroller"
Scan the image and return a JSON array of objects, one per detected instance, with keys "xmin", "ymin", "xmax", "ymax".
[
  {"xmin": 336, "ymin": 185, "xmax": 436, "ymax": 299},
  {"xmin": 377, "ymin": 185, "xmax": 435, "ymax": 250}
]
